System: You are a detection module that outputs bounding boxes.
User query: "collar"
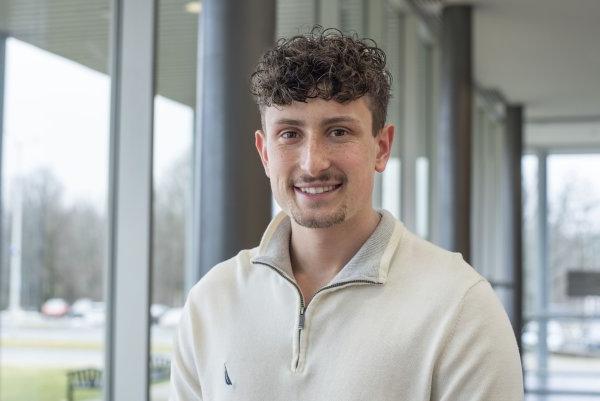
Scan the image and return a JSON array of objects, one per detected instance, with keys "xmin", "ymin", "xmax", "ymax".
[{"xmin": 250, "ymin": 209, "xmax": 404, "ymax": 286}]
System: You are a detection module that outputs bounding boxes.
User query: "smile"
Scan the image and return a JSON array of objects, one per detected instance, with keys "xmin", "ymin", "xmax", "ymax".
[{"xmin": 294, "ymin": 183, "xmax": 343, "ymax": 196}]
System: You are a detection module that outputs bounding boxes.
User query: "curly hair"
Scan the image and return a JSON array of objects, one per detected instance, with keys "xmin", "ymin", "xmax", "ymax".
[{"xmin": 249, "ymin": 26, "xmax": 392, "ymax": 134}]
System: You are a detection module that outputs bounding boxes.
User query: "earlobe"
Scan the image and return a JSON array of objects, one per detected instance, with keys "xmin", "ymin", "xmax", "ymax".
[{"xmin": 254, "ymin": 130, "xmax": 270, "ymax": 178}]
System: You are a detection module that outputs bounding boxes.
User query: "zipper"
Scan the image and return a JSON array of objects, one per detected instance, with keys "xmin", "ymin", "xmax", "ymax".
[
  {"xmin": 253, "ymin": 261, "xmax": 306, "ymax": 369},
  {"xmin": 252, "ymin": 260, "xmax": 381, "ymax": 370},
  {"xmin": 296, "ymin": 305, "xmax": 305, "ymax": 369}
]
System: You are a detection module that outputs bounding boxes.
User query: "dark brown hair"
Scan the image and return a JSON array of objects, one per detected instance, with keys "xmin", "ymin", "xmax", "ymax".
[{"xmin": 249, "ymin": 26, "xmax": 392, "ymax": 134}]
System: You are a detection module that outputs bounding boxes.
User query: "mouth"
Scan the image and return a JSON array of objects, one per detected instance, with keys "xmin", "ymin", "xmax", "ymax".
[{"xmin": 293, "ymin": 183, "xmax": 343, "ymax": 198}]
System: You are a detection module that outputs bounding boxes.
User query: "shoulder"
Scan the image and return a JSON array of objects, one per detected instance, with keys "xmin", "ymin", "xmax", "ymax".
[
  {"xmin": 186, "ymin": 247, "xmax": 259, "ymax": 307},
  {"xmin": 390, "ymin": 227, "xmax": 486, "ymax": 299}
]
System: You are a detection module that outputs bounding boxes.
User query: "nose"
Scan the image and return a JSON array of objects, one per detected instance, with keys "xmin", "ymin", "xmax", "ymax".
[{"xmin": 300, "ymin": 136, "xmax": 331, "ymax": 176}]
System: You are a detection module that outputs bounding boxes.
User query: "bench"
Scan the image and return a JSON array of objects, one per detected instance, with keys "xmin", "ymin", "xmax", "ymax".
[{"xmin": 66, "ymin": 355, "xmax": 171, "ymax": 401}]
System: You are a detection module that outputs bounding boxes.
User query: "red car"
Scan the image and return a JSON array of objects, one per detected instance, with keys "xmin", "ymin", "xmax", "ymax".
[{"xmin": 41, "ymin": 298, "xmax": 70, "ymax": 317}]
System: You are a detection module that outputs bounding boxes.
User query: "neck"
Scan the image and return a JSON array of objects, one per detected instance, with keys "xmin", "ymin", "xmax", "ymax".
[{"xmin": 289, "ymin": 208, "xmax": 381, "ymax": 283}]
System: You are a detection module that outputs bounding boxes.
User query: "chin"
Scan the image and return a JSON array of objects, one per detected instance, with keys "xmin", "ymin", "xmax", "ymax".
[{"xmin": 289, "ymin": 205, "xmax": 348, "ymax": 229}]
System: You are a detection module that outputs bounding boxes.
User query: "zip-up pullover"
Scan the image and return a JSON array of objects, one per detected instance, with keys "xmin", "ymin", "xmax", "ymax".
[{"xmin": 170, "ymin": 210, "xmax": 524, "ymax": 401}]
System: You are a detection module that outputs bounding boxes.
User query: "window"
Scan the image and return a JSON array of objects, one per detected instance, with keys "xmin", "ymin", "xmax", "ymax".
[
  {"xmin": 523, "ymin": 152, "xmax": 600, "ymax": 399},
  {"xmin": 0, "ymin": 3, "xmax": 111, "ymax": 399},
  {"xmin": 150, "ymin": 1, "xmax": 198, "ymax": 399}
]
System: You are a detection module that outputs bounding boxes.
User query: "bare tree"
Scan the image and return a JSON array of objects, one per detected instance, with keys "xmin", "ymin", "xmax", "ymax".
[
  {"xmin": 2, "ymin": 168, "xmax": 106, "ymax": 309},
  {"xmin": 152, "ymin": 151, "xmax": 190, "ymax": 306}
]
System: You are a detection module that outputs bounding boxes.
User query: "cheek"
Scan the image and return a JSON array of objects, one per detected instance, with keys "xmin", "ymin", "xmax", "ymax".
[{"xmin": 267, "ymin": 153, "xmax": 294, "ymax": 187}]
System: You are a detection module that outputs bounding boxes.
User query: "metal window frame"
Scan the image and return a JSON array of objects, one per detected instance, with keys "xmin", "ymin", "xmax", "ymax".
[{"xmin": 104, "ymin": 0, "xmax": 157, "ymax": 400}]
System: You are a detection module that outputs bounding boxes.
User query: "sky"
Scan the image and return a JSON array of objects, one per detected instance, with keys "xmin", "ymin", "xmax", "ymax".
[{"xmin": 2, "ymin": 38, "xmax": 192, "ymax": 212}]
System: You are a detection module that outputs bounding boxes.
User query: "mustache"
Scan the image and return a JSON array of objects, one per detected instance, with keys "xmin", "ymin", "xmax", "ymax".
[{"xmin": 289, "ymin": 172, "xmax": 347, "ymax": 186}]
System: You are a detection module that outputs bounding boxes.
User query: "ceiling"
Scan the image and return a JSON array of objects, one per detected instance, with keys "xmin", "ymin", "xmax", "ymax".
[
  {"xmin": 1, "ymin": 0, "xmax": 598, "ymax": 124},
  {"xmin": 0, "ymin": 0, "xmax": 199, "ymax": 108},
  {"xmin": 463, "ymin": 0, "xmax": 600, "ymax": 121}
]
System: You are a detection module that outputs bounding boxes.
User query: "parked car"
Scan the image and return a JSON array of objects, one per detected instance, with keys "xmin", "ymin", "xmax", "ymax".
[
  {"xmin": 151, "ymin": 304, "xmax": 169, "ymax": 325},
  {"xmin": 41, "ymin": 298, "xmax": 70, "ymax": 317},
  {"xmin": 70, "ymin": 298, "xmax": 94, "ymax": 317},
  {"xmin": 83, "ymin": 302, "xmax": 105, "ymax": 326},
  {"xmin": 159, "ymin": 307, "xmax": 183, "ymax": 328}
]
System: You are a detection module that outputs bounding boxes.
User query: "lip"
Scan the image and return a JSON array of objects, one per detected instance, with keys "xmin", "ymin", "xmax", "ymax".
[
  {"xmin": 293, "ymin": 183, "xmax": 343, "ymax": 200},
  {"xmin": 294, "ymin": 182, "xmax": 342, "ymax": 189}
]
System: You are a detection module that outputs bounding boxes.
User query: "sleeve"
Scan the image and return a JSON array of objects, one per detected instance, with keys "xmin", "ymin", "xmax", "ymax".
[
  {"xmin": 431, "ymin": 280, "xmax": 524, "ymax": 401},
  {"xmin": 169, "ymin": 296, "xmax": 204, "ymax": 401}
]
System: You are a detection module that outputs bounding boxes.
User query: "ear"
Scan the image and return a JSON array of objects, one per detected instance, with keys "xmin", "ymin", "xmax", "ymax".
[
  {"xmin": 374, "ymin": 124, "xmax": 394, "ymax": 173},
  {"xmin": 254, "ymin": 130, "xmax": 270, "ymax": 178}
]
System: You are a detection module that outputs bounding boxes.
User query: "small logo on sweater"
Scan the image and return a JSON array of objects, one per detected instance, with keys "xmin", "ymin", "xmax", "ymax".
[{"xmin": 224, "ymin": 363, "xmax": 233, "ymax": 385}]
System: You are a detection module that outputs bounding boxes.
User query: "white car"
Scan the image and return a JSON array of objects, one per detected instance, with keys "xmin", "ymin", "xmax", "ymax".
[{"xmin": 159, "ymin": 308, "xmax": 183, "ymax": 328}]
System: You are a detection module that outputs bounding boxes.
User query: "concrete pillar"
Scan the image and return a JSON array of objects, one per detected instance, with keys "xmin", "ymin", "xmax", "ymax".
[
  {"xmin": 105, "ymin": 0, "xmax": 155, "ymax": 399},
  {"xmin": 436, "ymin": 5, "xmax": 472, "ymax": 261},
  {"xmin": 505, "ymin": 104, "xmax": 524, "ymax": 354},
  {"xmin": 198, "ymin": 0, "xmax": 275, "ymax": 275},
  {"xmin": 401, "ymin": 15, "xmax": 419, "ymax": 232}
]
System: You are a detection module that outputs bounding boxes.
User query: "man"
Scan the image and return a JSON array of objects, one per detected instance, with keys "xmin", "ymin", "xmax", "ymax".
[{"xmin": 170, "ymin": 28, "xmax": 523, "ymax": 401}]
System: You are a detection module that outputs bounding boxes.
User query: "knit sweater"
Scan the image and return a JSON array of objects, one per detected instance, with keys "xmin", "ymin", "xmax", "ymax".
[{"xmin": 169, "ymin": 210, "xmax": 524, "ymax": 401}]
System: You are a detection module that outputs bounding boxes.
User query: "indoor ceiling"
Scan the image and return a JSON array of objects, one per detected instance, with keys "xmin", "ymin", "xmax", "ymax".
[
  {"xmin": 463, "ymin": 0, "xmax": 600, "ymax": 121},
  {"xmin": 0, "ymin": 0, "xmax": 199, "ymax": 108},
  {"xmin": 1, "ymin": 0, "xmax": 598, "ymax": 123}
]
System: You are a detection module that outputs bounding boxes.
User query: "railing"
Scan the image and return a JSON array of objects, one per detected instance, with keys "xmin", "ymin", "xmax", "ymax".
[{"xmin": 523, "ymin": 314, "xmax": 600, "ymax": 398}]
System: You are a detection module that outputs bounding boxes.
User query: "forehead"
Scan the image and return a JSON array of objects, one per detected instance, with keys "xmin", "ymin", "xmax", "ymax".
[{"xmin": 262, "ymin": 97, "xmax": 372, "ymax": 130}]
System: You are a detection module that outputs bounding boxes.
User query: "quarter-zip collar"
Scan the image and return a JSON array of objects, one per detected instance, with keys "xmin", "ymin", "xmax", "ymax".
[{"xmin": 250, "ymin": 209, "xmax": 404, "ymax": 286}]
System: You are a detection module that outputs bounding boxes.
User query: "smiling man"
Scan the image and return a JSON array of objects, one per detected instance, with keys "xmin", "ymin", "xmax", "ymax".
[{"xmin": 170, "ymin": 28, "xmax": 524, "ymax": 401}]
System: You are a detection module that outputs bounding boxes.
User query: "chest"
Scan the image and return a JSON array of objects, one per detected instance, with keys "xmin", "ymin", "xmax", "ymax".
[{"xmin": 197, "ymin": 283, "xmax": 438, "ymax": 401}]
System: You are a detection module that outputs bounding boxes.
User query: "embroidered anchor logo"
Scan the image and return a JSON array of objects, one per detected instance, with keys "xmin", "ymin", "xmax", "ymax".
[{"xmin": 224, "ymin": 363, "xmax": 233, "ymax": 386}]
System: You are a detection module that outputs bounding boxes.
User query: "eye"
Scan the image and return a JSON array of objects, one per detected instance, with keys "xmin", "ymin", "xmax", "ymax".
[
  {"xmin": 330, "ymin": 128, "xmax": 348, "ymax": 137},
  {"xmin": 281, "ymin": 130, "xmax": 299, "ymax": 140}
]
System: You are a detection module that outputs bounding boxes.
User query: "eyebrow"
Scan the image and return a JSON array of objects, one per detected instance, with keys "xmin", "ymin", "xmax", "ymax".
[
  {"xmin": 320, "ymin": 116, "xmax": 360, "ymax": 126},
  {"xmin": 273, "ymin": 118, "xmax": 305, "ymax": 127},
  {"xmin": 273, "ymin": 116, "xmax": 360, "ymax": 127}
]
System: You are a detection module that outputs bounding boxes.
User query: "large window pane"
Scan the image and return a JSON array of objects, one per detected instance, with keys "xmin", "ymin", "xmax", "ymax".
[
  {"xmin": 150, "ymin": 1, "xmax": 198, "ymax": 399},
  {"xmin": 0, "ymin": 2, "xmax": 111, "ymax": 400},
  {"xmin": 524, "ymin": 153, "xmax": 600, "ymax": 399}
]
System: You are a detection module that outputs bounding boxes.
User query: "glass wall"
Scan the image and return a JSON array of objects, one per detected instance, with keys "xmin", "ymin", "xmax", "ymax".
[
  {"xmin": 524, "ymin": 152, "xmax": 600, "ymax": 400},
  {"xmin": 150, "ymin": 0, "xmax": 198, "ymax": 400},
  {"xmin": 0, "ymin": 2, "xmax": 111, "ymax": 400},
  {"xmin": 470, "ymin": 98, "xmax": 520, "ymax": 318}
]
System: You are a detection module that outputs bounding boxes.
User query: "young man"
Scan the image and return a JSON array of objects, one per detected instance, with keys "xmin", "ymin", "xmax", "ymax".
[{"xmin": 170, "ymin": 29, "xmax": 524, "ymax": 401}]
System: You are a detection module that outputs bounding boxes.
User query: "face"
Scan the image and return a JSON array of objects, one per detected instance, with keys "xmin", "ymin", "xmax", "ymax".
[{"xmin": 255, "ymin": 97, "xmax": 394, "ymax": 229}]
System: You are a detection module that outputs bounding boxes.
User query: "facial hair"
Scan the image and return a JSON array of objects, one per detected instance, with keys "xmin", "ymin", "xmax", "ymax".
[{"xmin": 287, "ymin": 171, "xmax": 348, "ymax": 229}]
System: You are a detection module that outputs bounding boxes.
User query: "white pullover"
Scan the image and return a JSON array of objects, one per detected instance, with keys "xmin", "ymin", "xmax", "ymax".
[{"xmin": 170, "ymin": 210, "xmax": 524, "ymax": 401}]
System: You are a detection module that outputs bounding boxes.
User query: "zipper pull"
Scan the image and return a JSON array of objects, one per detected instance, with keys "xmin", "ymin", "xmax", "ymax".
[{"xmin": 299, "ymin": 306, "xmax": 305, "ymax": 329}]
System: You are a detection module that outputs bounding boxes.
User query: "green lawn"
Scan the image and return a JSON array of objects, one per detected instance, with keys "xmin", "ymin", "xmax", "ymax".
[{"xmin": 0, "ymin": 367, "xmax": 100, "ymax": 401}]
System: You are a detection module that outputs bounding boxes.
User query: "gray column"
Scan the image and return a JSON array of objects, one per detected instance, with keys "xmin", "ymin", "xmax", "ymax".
[
  {"xmin": 199, "ymin": 0, "xmax": 275, "ymax": 275},
  {"xmin": 436, "ymin": 5, "xmax": 472, "ymax": 261},
  {"xmin": 105, "ymin": 0, "xmax": 156, "ymax": 399},
  {"xmin": 401, "ymin": 15, "xmax": 419, "ymax": 232},
  {"xmin": 505, "ymin": 105, "xmax": 524, "ymax": 354}
]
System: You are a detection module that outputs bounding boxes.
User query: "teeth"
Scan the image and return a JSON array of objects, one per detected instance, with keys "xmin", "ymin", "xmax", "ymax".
[{"xmin": 299, "ymin": 185, "xmax": 338, "ymax": 194}]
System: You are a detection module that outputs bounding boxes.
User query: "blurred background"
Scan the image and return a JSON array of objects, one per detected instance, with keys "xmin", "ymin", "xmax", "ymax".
[{"xmin": 0, "ymin": 0, "xmax": 599, "ymax": 400}]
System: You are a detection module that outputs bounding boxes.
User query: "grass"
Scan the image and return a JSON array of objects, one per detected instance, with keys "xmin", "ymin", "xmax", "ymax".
[
  {"xmin": 1, "ymin": 338, "xmax": 102, "ymax": 350},
  {"xmin": 0, "ymin": 366, "xmax": 101, "ymax": 401},
  {"xmin": 0, "ymin": 338, "xmax": 172, "ymax": 354}
]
